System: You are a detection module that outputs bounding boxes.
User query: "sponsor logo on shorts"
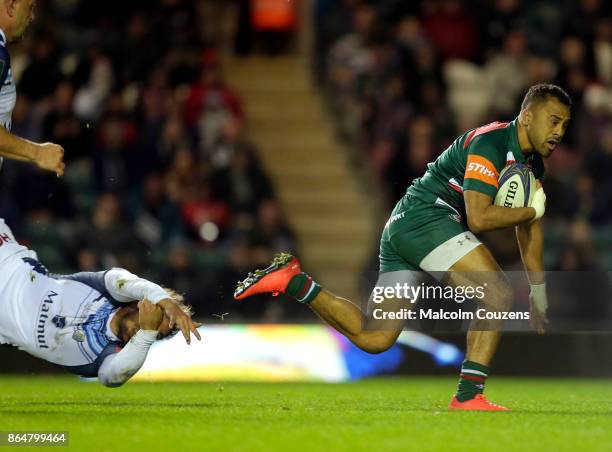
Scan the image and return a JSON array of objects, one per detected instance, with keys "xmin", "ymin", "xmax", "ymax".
[{"xmin": 457, "ymin": 234, "xmax": 472, "ymax": 245}]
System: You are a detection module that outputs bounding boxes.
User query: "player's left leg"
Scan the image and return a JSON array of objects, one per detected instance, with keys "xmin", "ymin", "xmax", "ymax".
[
  {"xmin": 309, "ymin": 289, "xmax": 405, "ymax": 353},
  {"xmin": 234, "ymin": 253, "xmax": 407, "ymax": 354}
]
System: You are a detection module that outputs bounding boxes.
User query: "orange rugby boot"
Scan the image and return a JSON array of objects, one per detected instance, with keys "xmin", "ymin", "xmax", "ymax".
[
  {"xmin": 448, "ymin": 394, "xmax": 510, "ymax": 411},
  {"xmin": 234, "ymin": 253, "xmax": 302, "ymax": 300}
]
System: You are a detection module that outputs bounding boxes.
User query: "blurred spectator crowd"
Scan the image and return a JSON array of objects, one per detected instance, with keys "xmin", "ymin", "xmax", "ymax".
[
  {"xmin": 1, "ymin": 0, "xmax": 610, "ymax": 323},
  {"xmin": 315, "ymin": 0, "xmax": 612, "ymax": 270},
  {"xmin": 0, "ymin": 0, "xmax": 297, "ymax": 320}
]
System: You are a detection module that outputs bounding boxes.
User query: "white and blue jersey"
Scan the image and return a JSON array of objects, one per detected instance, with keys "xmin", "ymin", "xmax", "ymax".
[
  {"xmin": 0, "ymin": 219, "xmax": 171, "ymax": 378},
  {"xmin": 0, "ymin": 29, "xmax": 16, "ymax": 132},
  {"xmin": 0, "ymin": 28, "xmax": 16, "ymax": 170}
]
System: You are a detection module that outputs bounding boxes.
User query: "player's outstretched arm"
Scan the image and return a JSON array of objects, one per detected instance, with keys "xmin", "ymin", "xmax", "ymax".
[
  {"xmin": 464, "ymin": 190, "xmax": 537, "ymax": 233},
  {"xmin": 104, "ymin": 268, "xmax": 201, "ymax": 344},
  {"xmin": 0, "ymin": 127, "xmax": 65, "ymax": 176},
  {"xmin": 104, "ymin": 268, "xmax": 174, "ymax": 304},
  {"xmin": 516, "ymin": 219, "xmax": 548, "ymax": 333},
  {"xmin": 97, "ymin": 301, "xmax": 161, "ymax": 387}
]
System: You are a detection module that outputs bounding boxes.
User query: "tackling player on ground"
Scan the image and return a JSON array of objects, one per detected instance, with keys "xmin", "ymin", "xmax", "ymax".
[
  {"xmin": 0, "ymin": 0, "xmax": 64, "ymax": 175},
  {"xmin": 235, "ymin": 84, "xmax": 571, "ymax": 410},
  {"xmin": 0, "ymin": 218, "xmax": 201, "ymax": 386}
]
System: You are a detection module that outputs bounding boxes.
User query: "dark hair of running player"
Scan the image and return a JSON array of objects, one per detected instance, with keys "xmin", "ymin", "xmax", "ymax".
[{"xmin": 521, "ymin": 83, "xmax": 572, "ymax": 110}]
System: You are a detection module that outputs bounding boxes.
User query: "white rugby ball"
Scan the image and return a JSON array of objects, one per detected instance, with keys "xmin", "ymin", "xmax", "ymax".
[{"xmin": 494, "ymin": 163, "xmax": 535, "ymax": 208}]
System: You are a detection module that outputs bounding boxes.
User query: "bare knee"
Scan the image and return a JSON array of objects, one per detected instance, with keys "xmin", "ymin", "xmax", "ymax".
[{"xmin": 356, "ymin": 331, "xmax": 396, "ymax": 354}]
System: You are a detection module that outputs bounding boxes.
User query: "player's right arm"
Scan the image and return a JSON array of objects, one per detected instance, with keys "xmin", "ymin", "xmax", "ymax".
[
  {"xmin": 462, "ymin": 134, "xmax": 543, "ymax": 233},
  {"xmin": 0, "ymin": 127, "xmax": 65, "ymax": 176},
  {"xmin": 104, "ymin": 268, "xmax": 200, "ymax": 344},
  {"xmin": 464, "ymin": 190, "xmax": 536, "ymax": 233},
  {"xmin": 97, "ymin": 300, "xmax": 162, "ymax": 388},
  {"xmin": 0, "ymin": 46, "xmax": 65, "ymax": 176}
]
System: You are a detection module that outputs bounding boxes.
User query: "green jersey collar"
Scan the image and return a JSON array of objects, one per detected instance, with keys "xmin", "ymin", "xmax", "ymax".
[{"xmin": 508, "ymin": 118, "xmax": 525, "ymax": 163}]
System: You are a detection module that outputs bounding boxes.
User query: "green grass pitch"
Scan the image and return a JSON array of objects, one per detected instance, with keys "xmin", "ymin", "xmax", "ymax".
[{"xmin": 0, "ymin": 376, "xmax": 611, "ymax": 452}]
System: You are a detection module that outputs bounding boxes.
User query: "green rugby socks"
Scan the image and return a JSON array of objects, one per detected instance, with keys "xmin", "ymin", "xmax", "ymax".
[
  {"xmin": 456, "ymin": 360, "xmax": 489, "ymax": 402},
  {"xmin": 286, "ymin": 273, "xmax": 321, "ymax": 304}
]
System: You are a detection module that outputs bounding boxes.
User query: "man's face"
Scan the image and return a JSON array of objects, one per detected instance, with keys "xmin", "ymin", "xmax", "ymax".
[
  {"xmin": 525, "ymin": 97, "xmax": 571, "ymax": 158},
  {"xmin": 118, "ymin": 306, "xmax": 174, "ymax": 342},
  {"xmin": 11, "ymin": 0, "xmax": 36, "ymax": 42},
  {"xmin": 155, "ymin": 315, "xmax": 173, "ymax": 340}
]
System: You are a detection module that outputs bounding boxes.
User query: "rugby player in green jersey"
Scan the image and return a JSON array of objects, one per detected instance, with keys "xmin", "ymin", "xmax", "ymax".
[{"xmin": 235, "ymin": 84, "xmax": 571, "ymax": 411}]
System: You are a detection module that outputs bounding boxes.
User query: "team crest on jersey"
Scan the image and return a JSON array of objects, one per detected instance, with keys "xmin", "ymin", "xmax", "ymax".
[{"xmin": 72, "ymin": 330, "xmax": 85, "ymax": 342}]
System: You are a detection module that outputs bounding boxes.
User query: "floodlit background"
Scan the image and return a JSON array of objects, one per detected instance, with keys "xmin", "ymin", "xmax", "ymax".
[{"xmin": 1, "ymin": 0, "xmax": 611, "ymax": 377}]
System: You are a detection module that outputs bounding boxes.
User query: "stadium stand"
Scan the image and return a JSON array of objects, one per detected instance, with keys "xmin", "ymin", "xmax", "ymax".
[
  {"xmin": 316, "ymin": 0, "xmax": 612, "ymax": 271},
  {"xmin": 0, "ymin": 0, "xmax": 297, "ymax": 320}
]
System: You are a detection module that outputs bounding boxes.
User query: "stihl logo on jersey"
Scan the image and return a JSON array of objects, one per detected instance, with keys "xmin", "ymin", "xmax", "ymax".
[
  {"xmin": 465, "ymin": 155, "xmax": 499, "ymax": 187},
  {"xmin": 467, "ymin": 162, "xmax": 496, "ymax": 178}
]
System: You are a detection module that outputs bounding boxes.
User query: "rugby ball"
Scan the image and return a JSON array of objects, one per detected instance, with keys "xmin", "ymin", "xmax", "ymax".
[{"xmin": 494, "ymin": 163, "xmax": 535, "ymax": 208}]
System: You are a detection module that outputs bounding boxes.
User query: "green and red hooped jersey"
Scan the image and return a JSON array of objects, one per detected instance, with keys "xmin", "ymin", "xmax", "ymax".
[{"xmin": 405, "ymin": 118, "xmax": 544, "ymax": 216}]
